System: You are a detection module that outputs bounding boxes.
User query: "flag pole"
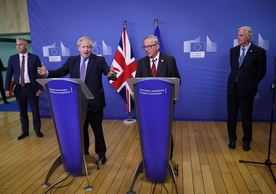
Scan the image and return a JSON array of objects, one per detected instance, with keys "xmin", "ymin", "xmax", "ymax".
[
  {"xmin": 154, "ymin": 18, "xmax": 158, "ymax": 28},
  {"xmin": 154, "ymin": 18, "xmax": 165, "ymax": 53},
  {"xmin": 123, "ymin": 19, "xmax": 127, "ymax": 29},
  {"xmin": 123, "ymin": 20, "xmax": 136, "ymax": 125}
]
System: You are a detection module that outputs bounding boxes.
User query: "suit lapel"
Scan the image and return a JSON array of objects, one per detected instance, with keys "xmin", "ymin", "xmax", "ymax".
[
  {"xmin": 85, "ymin": 55, "xmax": 95, "ymax": 79},
  {"xmin": 15, "ymin": 53, "xmax": 20, "ymax": 66},
  {"xmin": 70, "ymin": 56, "xmax": 81, "ymax": 78},
  {"xmin": 27, "ymin": 53, "xmax": 34, "ymax": 76},
  {"xmin": 240, "ymin": 44, "xmax": 254, "ymax": 68},
  {"xmin": 242, "ymin": 44, "xmax": 254, "ymax": 65},
  {"xmin": 156, "ymin": 54, "xmax": 165, "ymax": 76},
  {"xmin": 233, "ymin": 46, "xmax": 240, "ymax": 68}
]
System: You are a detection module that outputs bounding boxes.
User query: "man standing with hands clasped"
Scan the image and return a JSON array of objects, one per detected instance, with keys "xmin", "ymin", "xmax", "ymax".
[
  {"xmin": 227, "ymin": 26, "xmax": 266, "ymax": 151},
  {"xmin": 37, "ymin": 36, "xmax": 117, "ymax": 164}
]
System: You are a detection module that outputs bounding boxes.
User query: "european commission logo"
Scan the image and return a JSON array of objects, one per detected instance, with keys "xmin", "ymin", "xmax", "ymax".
[
  {"xmin": 43, "ymin": 42, "xmax": 70, "ymax": 62},
  {"xmin": 183, "ymin": 36, "xmax": 217, "ymax": 58},
  {"xmin": 43, "ymin": 40, "xmax": 112, "ymax": 62}
]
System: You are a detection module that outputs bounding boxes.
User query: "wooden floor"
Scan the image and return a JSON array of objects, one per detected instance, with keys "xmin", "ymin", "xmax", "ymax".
[{"xmin": 1, "ymin": 110, "xmax": 276, "ymax": 194}]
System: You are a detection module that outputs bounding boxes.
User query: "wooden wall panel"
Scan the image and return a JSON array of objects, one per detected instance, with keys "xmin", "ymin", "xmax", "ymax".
[{"xmin": 0, "ymin": 0, "xmax": 30, "ymax": 34}]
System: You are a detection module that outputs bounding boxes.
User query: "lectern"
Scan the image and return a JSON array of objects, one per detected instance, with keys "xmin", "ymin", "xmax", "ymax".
[
  {"xmin": 37, "ymin": 78, "xmax": 99, "ymax": 191},
  {"xmin": 126, "ymin": 77, "xmax": 180, "ymax": 194}
]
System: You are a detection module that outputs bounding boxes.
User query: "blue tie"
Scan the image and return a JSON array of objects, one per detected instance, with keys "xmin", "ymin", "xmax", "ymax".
[
  {"xmin": 239, "ymin": 48, "xmax": 245, "ymax": 67},
  {"xmin": 80, "ymin": 58, "xmax": 86, "ymax": 82}
]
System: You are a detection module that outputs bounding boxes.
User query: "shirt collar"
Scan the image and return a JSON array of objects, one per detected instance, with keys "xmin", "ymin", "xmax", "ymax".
[
  {"xmin": 20, "ymin": 53, "xmax": 28, "ymax": 57},
  {"xmin": 241, "ymin": 42, "xmax": 251, "ymax": 51},
  {"xmin": 150, "ymin": 52, "xmax": 160, "ymax": 62}
]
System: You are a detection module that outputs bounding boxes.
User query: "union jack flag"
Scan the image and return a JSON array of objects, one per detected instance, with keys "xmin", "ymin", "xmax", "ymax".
[{"xmin": 109, "ymin": 28, "xmax": 137, "ymax": 114}]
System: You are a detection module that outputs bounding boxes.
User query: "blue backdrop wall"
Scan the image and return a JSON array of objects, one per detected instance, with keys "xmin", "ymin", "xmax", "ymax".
[{"xmin": 27, "ymin": 0, "xmax": 276, "ymax": 121}]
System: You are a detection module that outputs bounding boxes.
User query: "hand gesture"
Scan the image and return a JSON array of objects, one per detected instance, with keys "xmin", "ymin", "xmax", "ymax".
[{"xmin": 37, "ymin": 62, "xmax": 47, "ymax": 76}]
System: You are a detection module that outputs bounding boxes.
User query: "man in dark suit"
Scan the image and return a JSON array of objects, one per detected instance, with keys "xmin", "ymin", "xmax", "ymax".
[
  {"xmin": 0, "ymin": 58, "xmax": 10, "ymax": 104},
  {"xmin": 135, "ymin": 35, "xmax": 181, "ymax": 160},
  {"xmin": 37, "ymin": 36, "xmax": 116, "ymax": 164},
  {"xmin": 5, "ymin": 38, "xmax": 44, "ymax": 139},
  {"xmin": 227, "ymin": 26, "xmax": 266, "ymax": 151}
]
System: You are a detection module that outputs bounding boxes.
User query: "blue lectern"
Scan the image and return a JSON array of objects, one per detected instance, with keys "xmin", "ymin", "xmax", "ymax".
[
  {"xmin": 37, "ymin": 78, "xmax": 99, "ymax": 191},
  {"xmin": 126, "ymin": 77, "xmax": 180, "ymax": 194}
]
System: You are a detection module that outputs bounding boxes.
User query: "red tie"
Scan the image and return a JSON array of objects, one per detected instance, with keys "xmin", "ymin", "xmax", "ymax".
[
  {"xmin": 151, "ymin": 59, "xmax": 156, "ymax": 77},
  {"xmin": 21, "ymin": 55, "xmax": 25, "ymax": 86}
]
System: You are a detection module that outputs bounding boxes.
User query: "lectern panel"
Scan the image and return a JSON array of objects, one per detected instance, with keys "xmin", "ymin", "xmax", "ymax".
[
  {"xmin": 47, "ymin": 80, "xmax": 83, "ymax": 174},
  {"xmin": 135, "ymin": 79, "xmax": 173, "ymax": 181}
]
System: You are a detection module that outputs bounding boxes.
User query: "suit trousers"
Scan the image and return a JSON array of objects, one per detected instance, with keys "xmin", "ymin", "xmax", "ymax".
[
  {"xmin": 227, "ymin": 82, "xmax": 254, "ymax": 143},
  {"xmin": 0, "ymin": 73, "xmax": 7, "ymax": 101},
  {"xmin": 0, "ymin": 87, "xmax": 7, "ymax": 101},
  {"xmin": 15, "ymin": 84, "xmax": 41, "ymax": 134},
  {"xmin": 83, "ymin": 109, "xmax": 106, "ymax": 156}
]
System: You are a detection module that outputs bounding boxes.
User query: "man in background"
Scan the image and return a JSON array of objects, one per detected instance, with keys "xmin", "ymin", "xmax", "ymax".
[
  {"xmin": 135, "ymin": 35, "xmax": 181, "ymax": 160},
  {"xmin": 5, "ymin": 38, "xmax": 44, "ymax": 139},
  {"xmin": 227, "ymin": 26, "xmax": 266, "ymax": 151},
  {"xmin": 37, "ymin": 36, "xmax": 117, "ymax": 164},
  {"xmin": 0, "ymin": 58, "xmax": 9, "ymax": 104}
]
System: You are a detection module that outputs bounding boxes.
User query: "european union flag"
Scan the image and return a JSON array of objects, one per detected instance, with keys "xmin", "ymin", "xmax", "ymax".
[
  {"xmin": 191, "ymin": 42, "xmax": 205, "ymax": 52},
  {"xmin": 154, "ymin": 26, "xmax": 165, "ymax": 53}
]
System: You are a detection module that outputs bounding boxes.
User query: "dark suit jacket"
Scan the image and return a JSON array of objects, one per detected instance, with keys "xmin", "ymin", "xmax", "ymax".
[
  {"xmin": 5, "ymin": 53, "xmax": 43, "ymax": 94},
  {"xmin": 47, "ymin": 54, "xmax": 111, "ymax": 112},
  {"xmin": 135, "ymin": 53, "xmax": 181, "ymax": 82},
  {"xmin": 227, "ymin": 43, "xmax": 266, "ymax": 97}
]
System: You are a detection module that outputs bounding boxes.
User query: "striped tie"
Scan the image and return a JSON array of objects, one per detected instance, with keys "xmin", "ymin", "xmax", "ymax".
[{"xmin": 21, "ymin": 55, "xmax": 25, "ymax": 86}]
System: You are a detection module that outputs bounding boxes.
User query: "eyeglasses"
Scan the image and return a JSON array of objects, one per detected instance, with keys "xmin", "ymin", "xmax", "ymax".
[{"xmin": 142, "ymin": 44, "xmax": 157, "ymax": 50}]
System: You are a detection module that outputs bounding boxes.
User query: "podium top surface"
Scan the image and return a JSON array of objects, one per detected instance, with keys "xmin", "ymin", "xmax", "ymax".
[
  {"xmin": 36, "ymin": 78, "xmax": 94, "ymax": 99},
  {"xmin": 126, "ymin": 77, "xmax": 180, "ymax": 100}
]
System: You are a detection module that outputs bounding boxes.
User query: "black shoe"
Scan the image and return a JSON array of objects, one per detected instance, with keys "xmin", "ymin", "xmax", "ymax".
[
  {"xmin": 99, "ymin": 155, "xmax": 107, "ymax": 165},
  {"xmin": 18, "ymin": 132, "xmax": 29, "ymax": 140},
  {"xmin": 243, "ymin": 142, "xmax": 250, "ymax": 151},
  {"xmin": 228, "ymin": 141, "xmax": 236, "ymax": 149},
  {"xmin": 36, "ymin": 132, "xmax": 44, "ymax": 138},
  {"xmin": 4, "ymin": 101, "xmax": 10, "ymax": 104}
]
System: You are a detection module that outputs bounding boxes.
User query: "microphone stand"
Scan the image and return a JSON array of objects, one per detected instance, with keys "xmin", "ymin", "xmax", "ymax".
[{"xmin": 239, "ymin": 60, "xmax": 276, "ymax": 184}]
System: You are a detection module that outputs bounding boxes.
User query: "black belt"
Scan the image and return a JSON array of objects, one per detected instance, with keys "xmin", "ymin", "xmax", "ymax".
[{"xmin": 20, "ymin": 83, "xmax": 31, "ymax": 87}]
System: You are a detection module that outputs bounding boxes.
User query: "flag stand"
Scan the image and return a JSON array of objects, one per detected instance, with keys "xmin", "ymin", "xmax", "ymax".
[{"xmin": 124, "ymin": 115, "xmax": 136, "ymax": 124}]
